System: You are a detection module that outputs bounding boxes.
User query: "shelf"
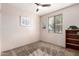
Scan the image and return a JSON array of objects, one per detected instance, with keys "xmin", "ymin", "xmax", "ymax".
[
  {"xmin": 67, "ymin": 38, "xmax": 79, "ymax": 41},
  {"xmin": 68, "ymin": 34, "xmax": 79, "ymax": 35},
  {"xmin": 66, "ymin": 43, "xmax": 79, "ymax": 47},
  {"xmin": 66, "ymin": 29, "xmax": 79, "ymax": 31}
]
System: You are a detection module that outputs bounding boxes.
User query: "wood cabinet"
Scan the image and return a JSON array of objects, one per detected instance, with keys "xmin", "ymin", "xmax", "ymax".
[{"xmin": 66, "ymin": 30, "xmax": 79, "ymax": 50}]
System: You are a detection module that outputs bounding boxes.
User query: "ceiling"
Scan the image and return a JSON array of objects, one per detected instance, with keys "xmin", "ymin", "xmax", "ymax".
[{"xmin": 8, "ymin": 3, "xmax": 74, "ymax": 16}]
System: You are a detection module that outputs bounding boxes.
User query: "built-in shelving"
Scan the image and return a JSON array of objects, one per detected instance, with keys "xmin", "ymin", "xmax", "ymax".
[{"xmin": 66, "ymin": 30, "xmax": 79, "ymax": 50}]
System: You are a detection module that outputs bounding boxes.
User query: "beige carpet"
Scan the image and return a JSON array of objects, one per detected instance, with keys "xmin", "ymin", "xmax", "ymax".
[{"xmin": 1, "ymin": 41, "xmax": 79, "ymax": 56}]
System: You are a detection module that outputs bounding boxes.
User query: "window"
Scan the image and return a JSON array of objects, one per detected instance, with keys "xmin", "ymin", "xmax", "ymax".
[
  {"xmin": 48, "ymin": 14, "xmax": 63, "ymax": 33},
  {"xmin": 20, "ymin": 16, "xmax": 31, "ymax": 27},
  {"xmin": 48, "ymin": 16, "xmax": 54, "ymax": 32}
]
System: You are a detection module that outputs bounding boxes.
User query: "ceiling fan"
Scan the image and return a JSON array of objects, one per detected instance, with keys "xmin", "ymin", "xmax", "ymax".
[{"xmin": 35, "ymin": 3, "xmax": 51, "ymax": 12}]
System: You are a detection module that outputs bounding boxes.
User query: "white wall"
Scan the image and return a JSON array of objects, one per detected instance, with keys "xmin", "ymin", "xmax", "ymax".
[
  {"xmin": 0, "ymin": 3, "xmax": 1, "ymax": 55},
  {"xmin": 1, "ymin": 3, "xmax": 79, "ymax": 52},
  {"xmin": 40, "ymin": 4, "xmax": 79, "ymax": 47},
  {"xmin": 2, "ymin": 4, "xmax": 40, "ymax": 51}
]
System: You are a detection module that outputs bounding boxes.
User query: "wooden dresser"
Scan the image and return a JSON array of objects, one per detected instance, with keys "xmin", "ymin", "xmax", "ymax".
[{"xmin": 66, "ymin": 30, "xmax": 79, "ymax": 50}]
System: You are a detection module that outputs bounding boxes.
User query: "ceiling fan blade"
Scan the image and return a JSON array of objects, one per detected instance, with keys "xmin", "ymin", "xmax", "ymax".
[
  {"xmin": 35, "ymin": 3, "xmax": 41, "ymax": 6},
  {"xmin": 41, "ymin": 4, "xmax": 51, "ymax": 7},
  {"xmin": 35, "ymin": 3, "xmax": 51, "ymax": 7}
]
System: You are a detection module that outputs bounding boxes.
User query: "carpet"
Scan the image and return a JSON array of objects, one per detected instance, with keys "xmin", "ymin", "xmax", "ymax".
[{"xmin": 1, "ymin": 41, "xmax": 79, "ymax": 56}]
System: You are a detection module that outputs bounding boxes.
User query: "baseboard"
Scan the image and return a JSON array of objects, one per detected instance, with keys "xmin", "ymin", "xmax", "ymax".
[
  {"xmin": 40, "ymin": 40, "xmax": 65, "ymax": 48},
  {"xmin": 2, "ymin": 40, "xmax": 65, "ymax": 52},
  {"xmin": 2, "ymin": 40, "xmax": 40, "ymax": 52}
]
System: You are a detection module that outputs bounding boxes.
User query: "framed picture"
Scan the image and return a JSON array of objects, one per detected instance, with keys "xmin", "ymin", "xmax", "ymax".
[
  {"xmin": 20, "ymin": 16, "xmax": 31, "ymax": 27},
  {"xmin": 42, "ymin": 20, "xmax": 47, "ymax": 29}
]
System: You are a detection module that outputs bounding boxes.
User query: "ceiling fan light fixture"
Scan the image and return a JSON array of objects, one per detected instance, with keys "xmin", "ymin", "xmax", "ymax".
[{"xmin": 36, "ymin": 8, "xmax": 39, "ymax": 12}]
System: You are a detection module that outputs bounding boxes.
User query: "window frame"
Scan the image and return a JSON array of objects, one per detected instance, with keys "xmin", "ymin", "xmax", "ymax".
[{"xmin": 48, "ymin": 14, "xmax": 63, "ymax": 33}]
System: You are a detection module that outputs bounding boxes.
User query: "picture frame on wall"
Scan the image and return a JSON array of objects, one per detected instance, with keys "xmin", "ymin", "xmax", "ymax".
[
  {"xmin": 42, "ymin": 20, "xmax": 47, "ymax": 29},
  {"xmin": 20, "ymin": 16, "xmax": 31, "ymax": 27}
]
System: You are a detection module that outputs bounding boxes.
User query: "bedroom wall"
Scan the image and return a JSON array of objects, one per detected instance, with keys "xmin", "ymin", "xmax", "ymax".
[
  {"xmin": 0, "ymin": 3, "xmax": 1, "ymax": 55},
  {"xmin": 2, "ymin": 4, "xmax": 40, "ymax": 51},
  {"xmin": 40, "ymin": 4, "xmax": 79, "ymax": 47}
]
